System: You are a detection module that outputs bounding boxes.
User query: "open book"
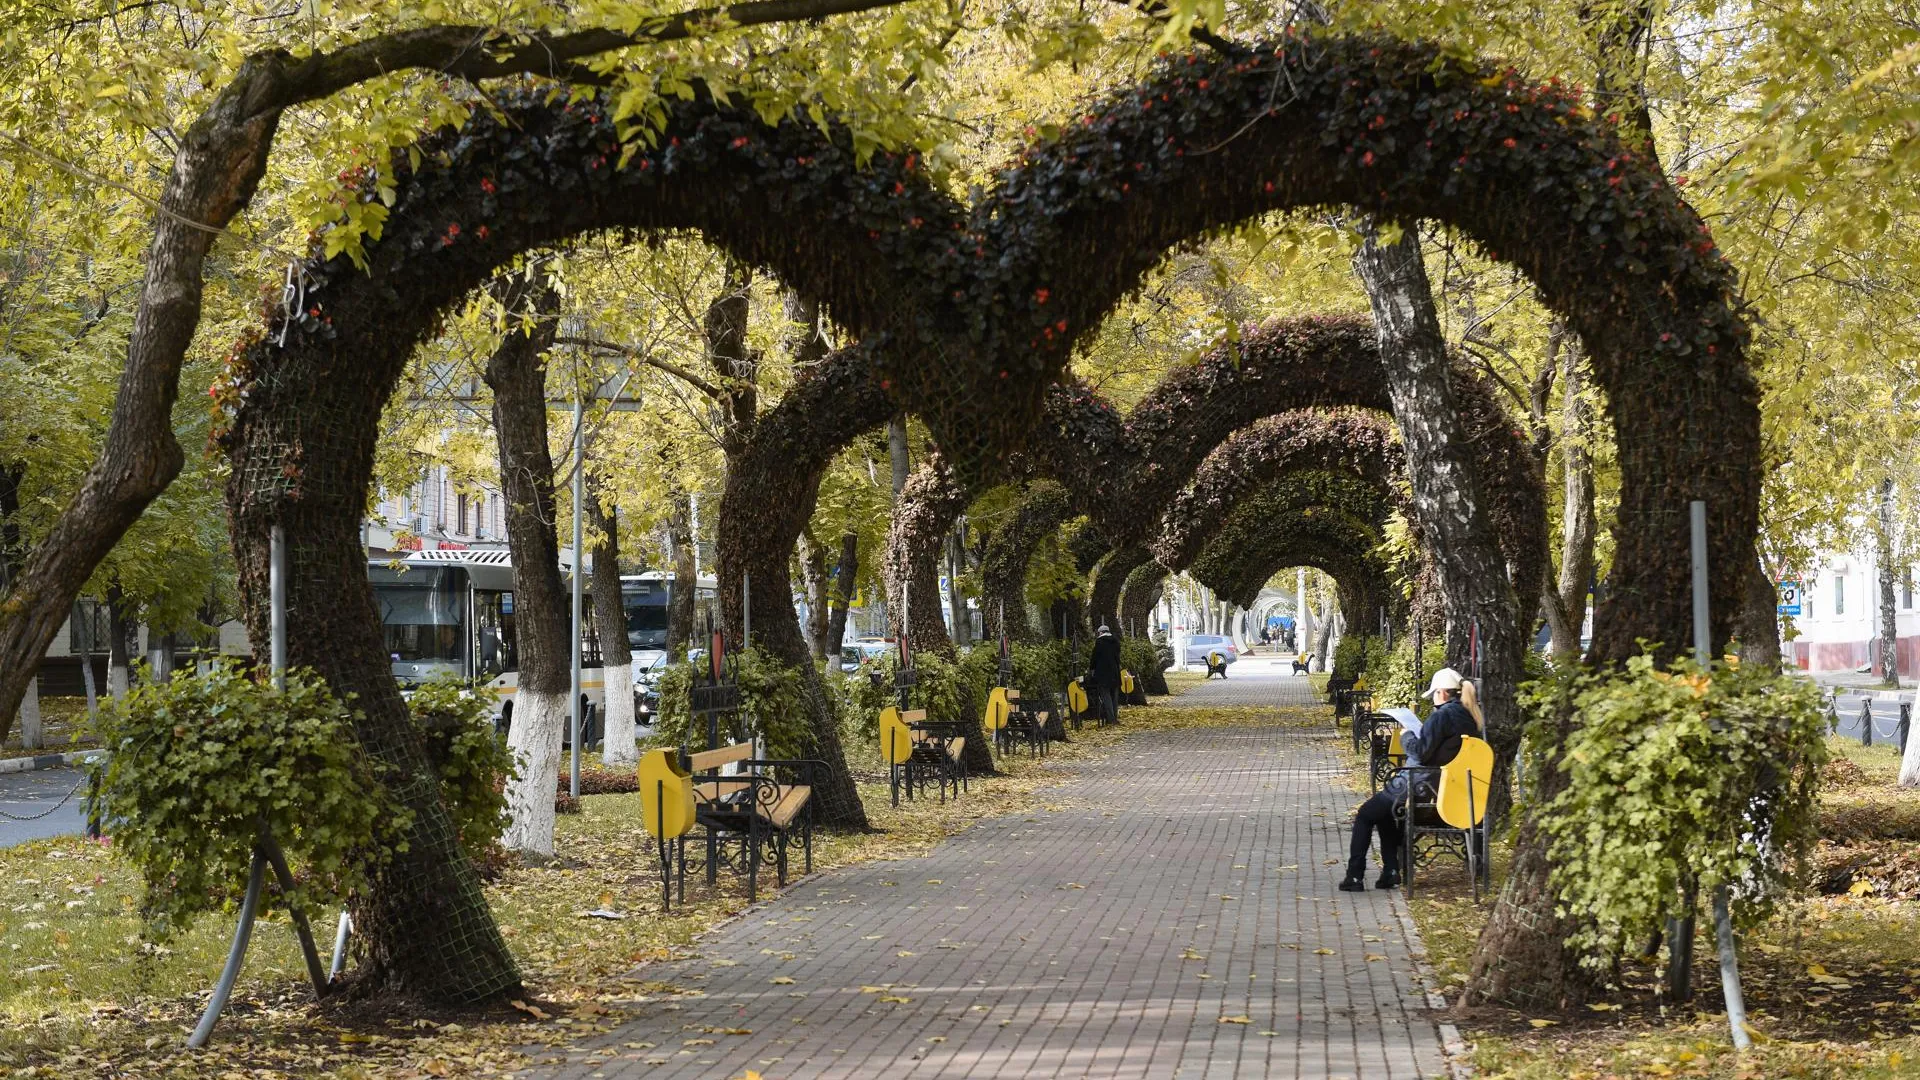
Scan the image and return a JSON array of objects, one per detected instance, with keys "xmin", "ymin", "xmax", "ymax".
[{"xmin": 1383, "ymin": 707, "xmax": 1421, "ymax": 735}]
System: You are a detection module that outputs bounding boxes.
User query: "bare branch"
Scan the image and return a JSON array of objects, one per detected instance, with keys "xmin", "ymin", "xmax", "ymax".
[{"xmin": 555, "ymin": 335, "xmax": 725, "ymax": 399}]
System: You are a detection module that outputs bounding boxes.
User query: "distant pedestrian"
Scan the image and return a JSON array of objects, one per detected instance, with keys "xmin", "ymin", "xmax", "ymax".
[{"xmin": 1088, "ymin": 625, "xmax": 1122, "ymax": 725}]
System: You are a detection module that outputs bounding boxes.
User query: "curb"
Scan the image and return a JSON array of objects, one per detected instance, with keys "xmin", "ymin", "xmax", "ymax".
[{"xmin": 0, "ymin": 749, "xmax": 108, "ymax": 775}]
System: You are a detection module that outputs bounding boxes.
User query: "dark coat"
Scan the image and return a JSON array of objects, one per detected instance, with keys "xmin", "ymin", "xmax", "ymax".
[
  {"xmin": 1088, "ymin": 634, "xmax": 1122, "ymax": 691},
  {"xmin": 1382, "ymin": 699, "xmax": 1480, "ymax": 800}
]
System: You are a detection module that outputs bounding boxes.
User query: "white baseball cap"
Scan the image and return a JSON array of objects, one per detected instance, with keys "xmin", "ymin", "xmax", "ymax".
[{"xmin": 1425, "ymin": 668, "xmax": 1464, "ymax": 695}]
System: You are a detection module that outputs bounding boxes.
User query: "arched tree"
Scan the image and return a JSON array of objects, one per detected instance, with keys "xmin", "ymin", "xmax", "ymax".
[{"xmin": 979, "ymin": 480, "xmax": 1074, "ymax": 643}]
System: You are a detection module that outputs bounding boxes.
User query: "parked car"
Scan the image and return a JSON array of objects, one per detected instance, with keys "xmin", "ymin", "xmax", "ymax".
[
  {"xmin": 839, "ymin": 639, "xmax": 894, "ymax": 673},
  {"xmin": 1182, "ymin": 635, "xmax": 1239, "ymax": 667}
]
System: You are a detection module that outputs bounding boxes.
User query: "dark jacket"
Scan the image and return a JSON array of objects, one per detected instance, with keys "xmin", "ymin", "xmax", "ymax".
[
  {"xmin": 1088, "ymin": 634, "xmax": 1122, "ymax": 691},
  {"xmin": 1383, "ymin": 699, "xmax": 1480, "ymax": 801}
]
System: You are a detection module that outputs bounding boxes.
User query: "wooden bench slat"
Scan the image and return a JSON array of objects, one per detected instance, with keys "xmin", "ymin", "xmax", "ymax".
[
  {"xmin": 901, "ymin": 708, "xmax": 928, "ymax": 723},
  {"xmin": 763, "ymin": 785, "xmax": 812, "ymax": 829},
  {"xmin": 688, "ymin": 742, "xmax": 755, "ymax": 772}
]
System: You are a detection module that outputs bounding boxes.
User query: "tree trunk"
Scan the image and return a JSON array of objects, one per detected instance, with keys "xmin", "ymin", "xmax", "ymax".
[
  {"xmin": 1879, "ymin": 478, "xmax": 1900, "ymax": 687},
  {"xmin": 1739, "ymin": 558, "xmax": 1781, "ymax": 668},
  {"xmin": 0, "ymin": 58, "xmax": 287, "ymax": 740},
  {"xmin": 483, "ymin": 279, "xmax": 570, "ymax": 857},
  {"xmin": 1313, "ymin": 596, "xmax": 1334, "ymax": 670},
  {"xmin": 1087, "ymin": 548, "xmax": 1147, "ymax": 634},
  {"xmin": 1353, "ymin": 226, "xmax": 1583, "ymax": 1006},
  {"xmin": 886, "ymin": 456, "xmax": 964, "ymax": 656},
  {"xmin": 16, "ymin": 675, "xmax": 41, "ymax": 751},
  {"xmin": 825, "ymin": 532, "xmax": 859, "ymax": 657},
  {"xmin": 588, "ymin": 486, "xmax": 638, "ymax": 769},
  {"xmin": 107, "ymin": 588, "xmax": 133, "ymax": 699},
  {"xmin": 666, "ymin": 490, "xmax": 697, "ymax": 659},
  {"xmin": 1541, "ymin": 330, "xmax": 1596, "ymax": 666},
  {"xmin": 888, "ymin": 415, "xmax": 911, "ymax": 500},
  {"xmin": 716, "ymin": 351, "xmax": 891, "ymax": 831},
  {"xmin": 799, "ymin": 529, "xmax": 834, "ymax": 664},
  {"xmin": 980, "ymin": 481, "xmax": 1071, "ymax": 644}
]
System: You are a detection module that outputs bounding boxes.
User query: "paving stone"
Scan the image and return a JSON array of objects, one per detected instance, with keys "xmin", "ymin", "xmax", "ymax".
[{"xmin": 518, "ymin": 670, "xmax": 1449, "ymax": 1079}]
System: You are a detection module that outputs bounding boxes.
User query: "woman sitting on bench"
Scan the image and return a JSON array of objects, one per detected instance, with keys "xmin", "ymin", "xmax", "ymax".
[{"xmin": 1338, "ymin": 667, "xmax": 1482, "ymax": 892}]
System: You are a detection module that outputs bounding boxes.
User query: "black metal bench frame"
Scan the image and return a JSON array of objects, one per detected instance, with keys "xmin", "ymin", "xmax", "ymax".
[
  {"xmin": 1389, "ymin": 763, "xmax": 1491, "ymax": 902},
  {"xmin": 667, "ymin": 755, "xmax": 822, "ymax": 905}
]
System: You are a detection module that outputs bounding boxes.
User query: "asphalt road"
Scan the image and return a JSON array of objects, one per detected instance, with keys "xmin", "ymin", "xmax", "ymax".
[{"xmin": 0, "ymin": 766, "xmax": 91, "ymax": 848}]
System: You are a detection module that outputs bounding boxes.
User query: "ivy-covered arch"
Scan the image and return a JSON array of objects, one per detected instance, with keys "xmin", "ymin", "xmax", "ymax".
[
  {"xmin": 978, "ymin": 480, "xmax": 1074, "ymax": 644},
  {"xmin": 224, "ymin": 29, "xmax": 1754, "ymax": 1008},
  {"xmin": 1152, "ymin": 410, "xmax": 1406, "ymax": 571}
]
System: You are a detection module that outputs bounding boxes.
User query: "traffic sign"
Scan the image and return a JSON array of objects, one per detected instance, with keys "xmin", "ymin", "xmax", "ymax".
[{"xmin": 1777, "ymin": 580, "xmax": 1802, "ymax": 616}]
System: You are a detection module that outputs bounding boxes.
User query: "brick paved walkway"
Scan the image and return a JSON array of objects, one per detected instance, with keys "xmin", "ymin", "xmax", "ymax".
[
  {"xmin": 522, "ymin": 672, "xmax": 1450, "ymax": 1079},
  {"xmin": 1165, "ymin": 658, "xmax": 1319, "ymax": 709}
]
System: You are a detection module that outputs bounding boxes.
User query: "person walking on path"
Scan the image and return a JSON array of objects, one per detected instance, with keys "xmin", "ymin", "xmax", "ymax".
[
  {"xmin": 1088, "ymin": 624, "xmax": 1123, "ymax": 725},
  {"xmin": 1338, "ymin": 667, "xmax": 1482, "ymax": 892}
]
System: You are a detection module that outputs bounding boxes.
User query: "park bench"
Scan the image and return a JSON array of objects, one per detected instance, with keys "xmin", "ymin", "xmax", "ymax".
[
  {"xmin": 1204, "ymin": 650, "xmax": 1230, "ymax": 679},
  {"xmin": 1365, "ymin": 713, "xmax": 1405, "ymax": 793},
  {"xmin": 1291, "ymin": 653, "xmax": 1310, "ymax": 675},
  {"xmin": 880, "ymin": 707, "xmax": 969, "ymax": 805},
  {"xmin": 1346, "ymin": 688, "xmax": 1375, "ymax": 747},
  {"xmin": 986, "ymin": 687, "xmax": 1049, "ymax": 759},
  {"xmin": 637, "ymin": 743, "xmax": 819, "ymax": 910},
  {"xmin": 1066, "ymin": 677, "xmax": 1092, "ymax": 730},
  {"xmin": 1389, "ymin": 734, "xmax": 1494, "ymax": 902}
]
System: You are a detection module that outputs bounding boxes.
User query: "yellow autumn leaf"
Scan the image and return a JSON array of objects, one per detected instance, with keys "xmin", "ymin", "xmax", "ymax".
[{"xmin": 1219, "ymin": 1015, "xmax": 1252, "ymax": 1024}]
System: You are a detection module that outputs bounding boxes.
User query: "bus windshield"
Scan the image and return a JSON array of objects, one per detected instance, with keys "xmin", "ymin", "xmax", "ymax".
[
  {"xmin": 624, "ymin": 593, "xmax": 669, "ymax": 649},
  {"xmin": 370, "ymin": 566, "xmax": 466, "ymax": 665}
]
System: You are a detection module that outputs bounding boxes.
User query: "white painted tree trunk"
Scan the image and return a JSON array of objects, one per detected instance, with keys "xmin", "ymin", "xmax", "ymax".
[
  {"xmin": 1899, "ymin": 714, "xmax": 1920, "ymax": 788},
  {"xmin": 502, "ymin": 688, "xmax": 568, "ymax": 856},
  {"xmin": 599, "ymin": 663, "xmax": 638, "ymax": 769},
  {"xmin": 108, "ymin": 662, "xmax": 129, "ymax": 699},
  {"xmin": 17, "ymin": 677, "xmax": 42, "ymax": 750}
]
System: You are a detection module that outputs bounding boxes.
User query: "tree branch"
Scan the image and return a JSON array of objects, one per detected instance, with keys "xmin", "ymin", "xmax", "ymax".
[
  {"xmin": 554, "ymin": 335, "xmax": 725, "ymax": 399},
  {"xmin": 268, "ymin": 0, "xmax": 911, "ymax": 115}
]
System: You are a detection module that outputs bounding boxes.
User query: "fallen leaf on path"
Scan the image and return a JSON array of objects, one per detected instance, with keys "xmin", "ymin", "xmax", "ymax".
[
  {"xmin": 1219, "ymin": 1015, "xmax": 1251, "ymax": 1024},
  {"xmin": 770, "ymin": 977, "xmax": 795, "ymax": 985}
]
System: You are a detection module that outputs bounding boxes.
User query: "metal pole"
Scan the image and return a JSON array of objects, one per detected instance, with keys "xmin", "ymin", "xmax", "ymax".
[
  {"xmin": 328, "ymin": 912, "xmax": 352, "ymax": 982},
  {"xmin": 1692, "ymin": 499, "xmax": 1749, "ymax": 1050},
  {"xmin": 187, "ymin": 851, "xmax": 266, "ymax": 1047},
  {"xmin": 270, "ymin": 525, "xmax": 287, "ymax": 691},
  {"xmin": 570, "ymin": 395, "xmax": 584, "ymax": 800},
  {"xmin": 690, "ymin": 493, "xmax": 701, "ymax": 582},
  {"xmin": 1716, "ymin": 885, "xmax": 1752, "ymax": 1050},
  {"xmin": 1691, "ymin": 500, "xmax": 1711, "ymax": 667},
  {"xmin": 743, "ymin": 573, "xmax": 751, "ymax": 651}
]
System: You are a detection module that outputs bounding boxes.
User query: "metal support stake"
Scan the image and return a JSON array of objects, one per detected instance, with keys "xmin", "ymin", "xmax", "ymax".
[
  {"xmin": 570, "ymin": 395, "xmax": 584, "ymax": 799},
  {"xmin": 1716, "ymin": 884, "xmax": 1752, "ymax": 1050},
  {"xmin": 743, "ymin": 573, "xmax": 751, "ymax": 651},
  {"xmin": 1862, "ymin": 699, "xmax": 1874, "ymax": 747},
  {"xmin": 269, "ymin": 525, "xmax": 287, "ymax": 691},
  {"xmin": 1901, "ymin": 703, "xmax": 1911, "ymax": 755},
  {"xmin": 188, "ymin": 851, "xmax": 265, "ymax": 1047},
  {"xmin": 329, "ymin": 912, "xmax": 352, "ymax": 982}
]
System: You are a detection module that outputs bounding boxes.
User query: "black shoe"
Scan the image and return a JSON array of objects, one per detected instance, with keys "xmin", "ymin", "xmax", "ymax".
[
  {"xmin": 1376, "ymin": 870, "xmax": 1402, "ymax": 889},
  {"xmin": 1338, "ymin": 875, "xmax": 1366, "ymax": 892}
]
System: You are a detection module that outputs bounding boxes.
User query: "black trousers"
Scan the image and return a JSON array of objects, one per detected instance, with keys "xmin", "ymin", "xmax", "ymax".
[{"xmin": 1348, "ymin": 792, "xmax": 1402, "ymax": 879}]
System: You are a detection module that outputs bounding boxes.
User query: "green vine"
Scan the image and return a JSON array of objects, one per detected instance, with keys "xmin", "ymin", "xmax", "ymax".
[
  {"xmin": 406, "ymin": 677, "xmax": 516, "ymax": 865},
  {"xmin": 1536, "ymin": 656, "xmax": 1829, "ymax": 965},
  {"xmin": 97, "ymin": 665, "xmax": 406, "ymax": 940},
  {"xmin": 651, "ymin": 647, "xmax": 819, "ymax": 760}
]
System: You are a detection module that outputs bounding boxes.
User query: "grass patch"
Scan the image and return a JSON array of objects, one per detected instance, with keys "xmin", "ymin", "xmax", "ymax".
[
  {"xmin": 0, "ymin": 689, "xmax": 1279, "ymax": 1076},
  {"xmin": 2, "ymin": 698, "xmax": 98, "ymax": 759}
]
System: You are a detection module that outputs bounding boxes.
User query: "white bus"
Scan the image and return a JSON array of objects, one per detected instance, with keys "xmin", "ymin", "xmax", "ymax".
[{"xmin": 369, "ymin": 551, "xmax": 716, "ymax": 735}]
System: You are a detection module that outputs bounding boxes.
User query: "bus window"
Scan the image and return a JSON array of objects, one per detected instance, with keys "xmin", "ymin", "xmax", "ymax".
[
  {"xmin": 370, "ymin": 565, "xmax": 467, "ymax": 684},
  {"xmin": 475, "ymin": 590, "xmax": 516, "ymax": 678}
]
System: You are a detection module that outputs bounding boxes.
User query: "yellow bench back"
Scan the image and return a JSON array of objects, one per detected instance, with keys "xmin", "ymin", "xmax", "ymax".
[
  {"xmin": 638, "ymin": 748, "xmax": 695, "ymax": 840},
  {"xmin": 1120, "ymin": 669, "xmax": 1135, "ymax": 695},
  {"xmin": 984, "ymin": 686, "xmax": 1013, "ymax": 732},
  {"xmin": 1387, "ymin": 727, "xmax": 1403, "ymax": 759},
  {"xmin": 879, "ymin": 705, "xmax": 915, "ymax": 765},
  {"xmin": 1067, "ymin": 678, "xmax": 1089, "ymax": 714},
  {"xmin": 1437, "ymin": 735, "xmax": 1493, "ymax": 830}
]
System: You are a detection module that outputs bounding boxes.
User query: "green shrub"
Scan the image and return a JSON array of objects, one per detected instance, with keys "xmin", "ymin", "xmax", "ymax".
[
  {"xmin": 1332, "ymin": 633, "xmax": 1387, "ymax": 683},
  {"xmin": 651, "ymin": 647, "xmax": 819, "ymax": 760},
  {"xmin": 407, "ymin": 677, "xmax": 515, "ymax": 863},
  {"xmin": 1369, "ymin": 636, "xmax": 1448, "ymax": 712},
  {"xmin": 1535, "ymin": 656, "xmax": 1829, "ymax": 966},
  {"xmin": 97, "ymin": 664, "xmax": 406, "ymax": 940}
]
